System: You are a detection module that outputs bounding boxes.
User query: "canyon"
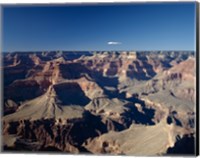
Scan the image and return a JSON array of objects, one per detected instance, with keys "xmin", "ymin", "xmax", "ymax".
[{"xmin": 2, "ymin": 51, "xmax": 196, "ymax": 155}]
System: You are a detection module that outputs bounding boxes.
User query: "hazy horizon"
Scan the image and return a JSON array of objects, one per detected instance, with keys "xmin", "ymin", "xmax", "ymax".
[{"xmin": 2, "ymin": 49, "xmax": 196, "ymax": 53}]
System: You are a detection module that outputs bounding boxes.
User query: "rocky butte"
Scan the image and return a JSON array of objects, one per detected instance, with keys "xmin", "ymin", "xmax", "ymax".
[{"xmin": 2, "ymin": 51, "xmax": 196, "ymax": 155}]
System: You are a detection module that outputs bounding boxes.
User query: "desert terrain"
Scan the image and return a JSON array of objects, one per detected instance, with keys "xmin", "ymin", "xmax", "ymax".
[{"xmin": 2, "ymin": 51, "xmax": 196, "ymax": 155}]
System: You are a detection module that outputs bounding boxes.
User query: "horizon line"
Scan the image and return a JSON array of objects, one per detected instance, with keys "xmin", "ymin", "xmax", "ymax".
[{"xmin": 2, "ymin": 49, "xmax": 196, "ymax": 53}]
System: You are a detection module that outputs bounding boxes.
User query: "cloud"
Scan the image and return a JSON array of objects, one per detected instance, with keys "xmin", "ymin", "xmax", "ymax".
[{"xmin": 107, "ymin": 41, "xmax": 122, "ymax": 45}]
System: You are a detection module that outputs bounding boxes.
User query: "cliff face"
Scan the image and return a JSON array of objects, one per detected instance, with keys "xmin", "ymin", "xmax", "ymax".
[
  {"xmin": 2, "ymin": 51, "xmax": 196, "ymax": 155},
  {"xmin": 3, "ymin": 113, "xmax": 109, "ymax": 153}
]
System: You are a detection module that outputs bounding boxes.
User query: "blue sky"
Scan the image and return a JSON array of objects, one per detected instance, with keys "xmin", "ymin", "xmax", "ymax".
[{"xmin": 2, "ymin": 3, "xmax": 196, "ymax": 52}]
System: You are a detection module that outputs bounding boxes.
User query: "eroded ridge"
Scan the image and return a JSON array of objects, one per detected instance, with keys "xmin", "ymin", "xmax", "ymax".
[{"xmin": 3, "ymin": 51, "xmax": 196, "ymax": 155}]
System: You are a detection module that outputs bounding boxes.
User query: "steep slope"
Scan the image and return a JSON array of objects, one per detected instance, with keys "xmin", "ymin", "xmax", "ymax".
[
  {"xmin": 86, "ymin": 97, "xmax": 156, "ymax": 128},
  {"xmin": 2, "ymin": 51, "xmax": 196, "ymax": 155},
  {"xmin": 84, "ymin": 121, "xmax": 170, "ymax": 155},
  {"xmin": 122, "ymin": 57, "xmax": 196, "ymax": 105},
  {"xmin": 3, "ymin": 85, "xmax": 86, "ymax": 122}
]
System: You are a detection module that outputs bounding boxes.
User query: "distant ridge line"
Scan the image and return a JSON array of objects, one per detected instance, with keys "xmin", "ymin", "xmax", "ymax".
[{"xmin": 2, "ymin": 50, "xmax": 195, "ymax": 54}]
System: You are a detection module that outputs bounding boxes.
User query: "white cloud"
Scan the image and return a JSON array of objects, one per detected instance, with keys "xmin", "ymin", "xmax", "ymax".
[{"xmin": 107, "ymin": 41, "xmax": 122, "ymax": 45}]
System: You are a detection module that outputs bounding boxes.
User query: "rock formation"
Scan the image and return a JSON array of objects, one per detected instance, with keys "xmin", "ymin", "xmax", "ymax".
[{"xmin": 2, "ymin": 51, "xmax": 196, "ymax": 155}]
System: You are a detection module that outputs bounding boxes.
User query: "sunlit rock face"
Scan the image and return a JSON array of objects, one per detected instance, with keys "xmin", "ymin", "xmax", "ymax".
[{"xmin": 2, "ymin": 51, "xmax": 196, "ymax": 155}]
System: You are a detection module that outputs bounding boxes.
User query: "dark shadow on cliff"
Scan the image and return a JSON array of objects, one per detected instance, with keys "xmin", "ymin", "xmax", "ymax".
[
  {"xmin": 54, "ymin": 83, "xmax": 90, "ymax": 106},
  {"xmin": 166, "ymin": 135, "xmax": 195, "ymax": 155}
]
